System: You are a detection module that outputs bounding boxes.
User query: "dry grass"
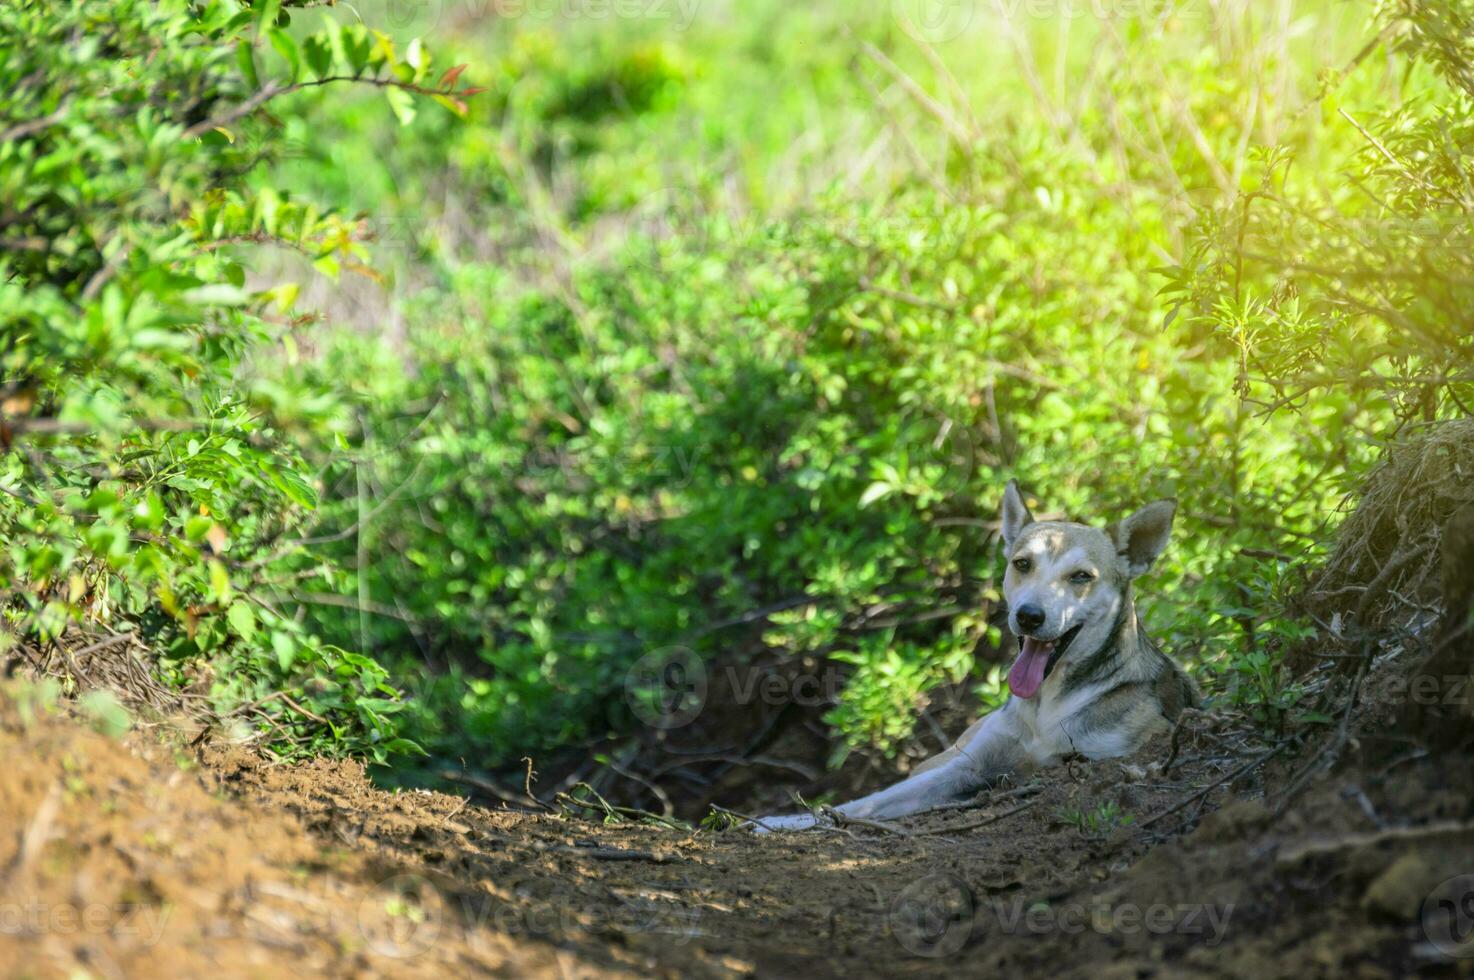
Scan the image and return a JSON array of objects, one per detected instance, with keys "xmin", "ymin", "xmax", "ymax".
[{"xmin": 1303, "ymin": 418, "xmax": 1474, "ymax": 636}]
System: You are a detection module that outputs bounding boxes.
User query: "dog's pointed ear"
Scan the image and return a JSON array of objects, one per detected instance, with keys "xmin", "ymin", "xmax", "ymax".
[
  {"xmin": 1112, "ymin": 499, "xmax": 1177, "ymax": 577},
  {"xmin": 1000, "ymin": 480, "xmax": 1035, "ymax": 554}
]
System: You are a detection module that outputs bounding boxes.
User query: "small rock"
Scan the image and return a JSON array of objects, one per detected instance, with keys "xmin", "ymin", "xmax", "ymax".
[{"xmin": 1362, "ymin": 852, "xmax": 1446, "ymax": 920}]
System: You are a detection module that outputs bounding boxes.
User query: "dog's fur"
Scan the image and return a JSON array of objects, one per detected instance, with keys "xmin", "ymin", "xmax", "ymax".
[{"xmin": 755, "ymin": 481, "xmax": 1199, "ymax": 831}]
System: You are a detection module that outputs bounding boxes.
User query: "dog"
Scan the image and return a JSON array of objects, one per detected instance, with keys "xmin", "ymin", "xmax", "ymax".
[{"xmin": 754, "ymin": 480, "xmax": 1199, "ymax": 831}]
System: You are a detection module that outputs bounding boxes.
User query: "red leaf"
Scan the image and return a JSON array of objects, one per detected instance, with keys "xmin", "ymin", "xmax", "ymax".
[{"xmin": 438, "ymin": 63, "xmax": 467, "ymax": 86}]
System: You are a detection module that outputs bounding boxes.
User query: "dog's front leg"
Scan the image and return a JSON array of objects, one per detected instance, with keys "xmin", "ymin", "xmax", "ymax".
[{"xmin": 754, "ymin": 705, "xmax": 1029, "ymax": 832}]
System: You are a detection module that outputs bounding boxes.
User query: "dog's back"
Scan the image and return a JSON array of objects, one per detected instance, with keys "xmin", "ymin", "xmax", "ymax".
[{"xmin": 1149, "ymin": 642, "xmax": 1200, "ymax": 722}]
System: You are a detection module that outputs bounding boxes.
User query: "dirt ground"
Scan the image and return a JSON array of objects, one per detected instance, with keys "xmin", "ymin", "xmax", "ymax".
[{"xmin": 3, "ymin": 661, "xmax": 1473, "ymax": 980}]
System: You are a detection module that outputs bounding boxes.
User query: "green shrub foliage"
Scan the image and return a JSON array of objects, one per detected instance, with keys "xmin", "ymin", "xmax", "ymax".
[
  {"xmin": 4, "ymin": 0, "xmax": 1469, "ymax": 772},
  {"xmin": 1166, "ymin": 2, "xmax": 1474, "ymax": 423},
  {"xmin": 289, "ymin": 3, "xmax": 1457, "ymax": 765},
  {"xmin": 0, "ymin": 0, "xmax": 475, "ymax": 759}
]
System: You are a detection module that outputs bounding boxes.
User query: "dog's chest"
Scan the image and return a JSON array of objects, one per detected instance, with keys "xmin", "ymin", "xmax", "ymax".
[{"xmin": 1010, "ymin": 682, "xmax": 1106, "ymax": 763}]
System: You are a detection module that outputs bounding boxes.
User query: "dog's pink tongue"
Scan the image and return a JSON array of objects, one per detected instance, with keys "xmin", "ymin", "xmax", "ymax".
[{"xmin": 1007, "ymin": 637, "xmax": 1055, "ymax": 700}]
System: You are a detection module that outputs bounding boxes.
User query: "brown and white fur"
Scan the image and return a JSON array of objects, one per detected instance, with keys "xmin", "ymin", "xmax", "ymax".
[{"xmin": 754, "ymin": 480, "xmax": 1198, "ymax": 832}]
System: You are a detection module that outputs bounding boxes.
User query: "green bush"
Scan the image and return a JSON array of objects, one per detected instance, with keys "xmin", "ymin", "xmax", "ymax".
[
  {"xmin": 1166, "ymin": 2, "xmax": 1474, "ymax": 426},
  {"xmin": 9, "ymin": 0, "xmax": 1468, "ymax": 780},
  {"xmin": 300, "ymin": 44, "xmax": 1378, "ymax": 764},
  {"xmin": 0, "ymin": 0, "xmax": 474, "ymax": 760}
]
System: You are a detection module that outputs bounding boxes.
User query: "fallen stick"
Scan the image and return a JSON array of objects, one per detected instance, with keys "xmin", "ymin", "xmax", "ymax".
[
  {"xmin": 709, "ymin": 804, "xmax": 779, "ymax": 833},
  {"xmin": 4, "ymin": 784, "xmax": 61, "ymax": 884},
  {"xmin": 1161, "ymin": 706, "xmax": 1210, "ymax": 774},
  {"xmin": 1274, "ymin": 820, "xmax": 1474, "ymax": 865},
  {"xmin": 915, "ymin": 782, "xmax": 1044, "ymax": 816},
  {"xmin": 820, "ymin": 805, "xmax": 914, "ymax": 838},
  {"xmin": 440, "ymin": 770, "xmax": 545, "ymax": 811},
  {"xmin": 919, "ymin": 798, "xmax": 1039, "ymax": 836},
  {"xmin": 1140, "ymin": 742, "xmax": 1288, "ymax": 829},
  {"xmin": 556, "ymin": 783, "xmax": 688, "ymax": 830}
]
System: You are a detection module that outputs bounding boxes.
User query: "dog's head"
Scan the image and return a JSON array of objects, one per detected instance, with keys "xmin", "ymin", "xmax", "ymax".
[{"xmin": 997, "ymin": 480, "xmax": 1175, "ymax": 700}]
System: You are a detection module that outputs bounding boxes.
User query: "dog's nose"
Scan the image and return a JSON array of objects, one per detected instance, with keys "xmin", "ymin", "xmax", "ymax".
[{"xmin": 1015, "ymin": 603, "xmax": 1045, "ymax": 633}]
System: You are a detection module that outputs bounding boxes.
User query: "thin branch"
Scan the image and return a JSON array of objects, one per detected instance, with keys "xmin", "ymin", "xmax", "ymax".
[
  {"xmin": 917, "ymin": 797, "xmax": 1039, "ymax": 835},
  {"xmin": 709, "ymin": 804, "xmax": 778, "ymax": 833},
  {"xmin": 1, "ymin": 416, "xmax": 206, "ymax": 436},
  {"xmin": 0, "ymin": 107, "xmax": 67, "ymax": 145},
  {"xmin": 287, "ymin": 591, "xmax": 422, "ymax": 623},
  {"xmin": 1338, "ymin": 107, "xmax": 1434, "ymax": 192},
  {"xmin": 857, "ymin": 41, "xmax": 975, "ymax": 150},
  {"xmin": 818, "ymin": 804, "xmax": 913, "ymax": 837},
  {"xmin": 182, "ymin": 74, "xmax": 467, "ymax": 140},
  {"xmin": 1140, "ymin": 742, "xmax": 1288, "ymax": 829}
]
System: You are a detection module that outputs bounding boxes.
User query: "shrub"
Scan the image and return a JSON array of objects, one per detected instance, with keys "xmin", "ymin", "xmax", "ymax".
[
  {"xmin": 0, "ymin": 0, "xmax": 474, "ymax": 760},
  {"xmin": 11, "ymin": 0, "xmax": 1462, "ymax": 781},
  {"xmin": 277, "ymin": 2, "xmax": 1410, "ymax": 769},
  {"xmin": 1166, "ymin": 1, "xmax": 1474, "ymax": 427},
  {"xmin": 308, "ymin": 168, "xmax": 1363, "ymax": 765}
]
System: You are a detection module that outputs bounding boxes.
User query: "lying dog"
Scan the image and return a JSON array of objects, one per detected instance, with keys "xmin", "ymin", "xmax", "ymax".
[{"xmin": 755, "ymin": 481, "xmax": 1199, "ymax": 831}]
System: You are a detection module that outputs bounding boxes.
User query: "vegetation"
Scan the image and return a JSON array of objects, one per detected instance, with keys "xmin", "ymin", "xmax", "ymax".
[
  {"xmin": 1, "ymin": 0, "xmax": 1469, "ymax": 778},
  {"xmin": 0, "ymin": 0, "xmax": 477, "ymax": 760}
]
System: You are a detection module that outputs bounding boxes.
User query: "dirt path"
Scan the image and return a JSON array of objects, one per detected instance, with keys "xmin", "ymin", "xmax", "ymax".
[{"xmin": 3, "ymin": 686, "xmax": 1472, "ymax": 978}]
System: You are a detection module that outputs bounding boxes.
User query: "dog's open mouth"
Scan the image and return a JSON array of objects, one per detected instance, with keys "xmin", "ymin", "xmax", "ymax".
[{"xmin": 1006, "ymin": 623, "xmax": 1083, "ymax": 700}]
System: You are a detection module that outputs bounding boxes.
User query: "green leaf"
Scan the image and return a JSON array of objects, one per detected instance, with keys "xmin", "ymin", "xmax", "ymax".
[
  {"xmin": 254, "ymin": 0, "xmax": 282, "ymax": 32},
  {"xmin": 184, "ymin": 515, "xmax": 213, "ymax": 541},
  {"xmin": 236, "ymin": 39, "xmax": 260, "ymax": 90},
  {"xmin": 271, "ymin": 631, "xmax": 297, "ymax": 671},
  {"xmin": 207, "ymin": 559, "xmax": 232, "ymax": 603},
  {"xmin": 182, "ymin": 284, "xmax": 251, "ymax": 307},
  {"xmin": 260, "ymin": 462, "xmax": 319, "ymax": 508},
  {"xmin": 386, "ymin": 86, "xmax": 417, "ymax": 126},
  {"xmin": 227, "ymin": 601, "xmax": 257, "ymax": 640},
  {"xmin": 343, "ymin": 27, "xmax": 372, "ymax": 75},
  {"xmin": 381, "ymin": 738, "xmax": 428, "ymax": 757},
  {"xmin": 129, "ymin": 329, "xmax": 195, "ymax": 351},
  {"xmin": 79, "ymin": 690, "xmax": 131, "ymax": 739},
  {"xmin": 267, "ymin": 28, "xmax": 301, "ymax": 82},
  {"xmin": 303, "ymin": 34, "xmax": 333, "ymax": 80}
]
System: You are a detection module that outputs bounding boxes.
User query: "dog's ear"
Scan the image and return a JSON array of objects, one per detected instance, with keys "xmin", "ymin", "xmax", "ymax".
[
  {"xmin": 1112, "ymin": 499, "xmax": 1176, "ymax": 577},
  {"xmin": 1000, "ymin": 480, "xmax": 1035, "ymax": 554}
]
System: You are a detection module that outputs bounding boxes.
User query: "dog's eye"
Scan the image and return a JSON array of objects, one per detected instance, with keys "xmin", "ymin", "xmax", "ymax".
[
  {"xmin": 1012, "ymin": 557, "xmax": 1032, "ymax": 574},
  {"xmin": 1069, "ymin": 570, "xmax": 1095, "ymax": 584}
]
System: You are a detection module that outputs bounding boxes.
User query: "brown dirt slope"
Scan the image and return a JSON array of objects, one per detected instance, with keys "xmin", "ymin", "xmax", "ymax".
[{"xmin": 3, "ymin": 671, "xmax": 1472, "ymax": 979}]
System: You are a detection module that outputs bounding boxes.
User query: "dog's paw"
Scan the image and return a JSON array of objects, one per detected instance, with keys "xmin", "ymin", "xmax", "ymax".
[{"xmin": 748, "ymin": 813, "xmax": 819, "ymax": 834}]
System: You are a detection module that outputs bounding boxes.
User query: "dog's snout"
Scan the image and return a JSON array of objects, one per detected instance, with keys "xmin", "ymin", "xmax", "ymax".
[{"xmin": 1015, "ymin": 603, "xmax": 1045, "ymax": 633}]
